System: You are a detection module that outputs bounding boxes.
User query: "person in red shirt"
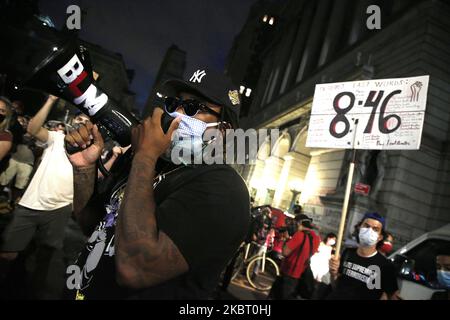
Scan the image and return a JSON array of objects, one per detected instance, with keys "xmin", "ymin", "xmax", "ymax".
[
  {"xmin": 271, "ymin": 227, "xmax": 289, "ymax": 262},
  {"xmin": 270, "ymin": 207, "xmax": 286, "ymax": 229},
  {"xmin": 270, "ymin": 214, "xmax": 320, "ymax": 299}
]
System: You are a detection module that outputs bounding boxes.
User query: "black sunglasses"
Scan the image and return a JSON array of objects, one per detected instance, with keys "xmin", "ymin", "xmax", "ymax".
[{"xmin": 164, "ymin": 97, "xmax": 221, "ymax": 118}]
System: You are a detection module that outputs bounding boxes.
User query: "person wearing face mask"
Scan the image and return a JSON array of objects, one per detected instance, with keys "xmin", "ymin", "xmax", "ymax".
[
  {"xmin": 327, "ymin": 212, "xmax": 400, "ymax": 300},
  {"xmin": 310, "ymin": 233, "xmax": 337, "ymax": 284},
  {"xmin": 63, "ymin": 67, "xmax": 250, "ymax": 300},
  {"xmin": 431, "ymin": 247, "xmax": 450, "ymax": 300},
  {"xmin": 309, "ymin": 233, "xmax": 337, "ymax": 299},
  {"xmin": 377, "ymin": 231, "xmax": 394, "ymax": 256}
]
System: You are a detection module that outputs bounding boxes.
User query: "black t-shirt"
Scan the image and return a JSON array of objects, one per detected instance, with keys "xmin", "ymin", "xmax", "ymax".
[
  {"xmin": 68, "ymin": 164, "xmax": 250, "ymax": 300},
  {"xmin": 327, "ymin": 248, "xmax": 398, "ymax": 300}
]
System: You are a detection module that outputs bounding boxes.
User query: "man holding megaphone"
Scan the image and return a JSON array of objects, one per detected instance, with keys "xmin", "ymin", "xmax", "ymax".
[
  {"xmin": 64, "ymin": 68, "xmax": 250, "ymax": 300},
  {"xmin": 0, "ymin": 16, "xmax": 250, "ymax": 299}
]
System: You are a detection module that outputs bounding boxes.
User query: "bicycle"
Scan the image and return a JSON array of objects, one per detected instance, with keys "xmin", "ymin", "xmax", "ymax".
[
  {"xmin": 231, "ymin": 230, "xmax": 281, "ymax": 291},
  {"xmin": 229, "ymin": 241, "xmax": 255, "ymax": 281},
  {"xmin": 245, "ymin": 238, "xmax": 280, "ymax": 291}
]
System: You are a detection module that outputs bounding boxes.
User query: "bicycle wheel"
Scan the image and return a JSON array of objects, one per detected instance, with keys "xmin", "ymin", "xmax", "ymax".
[{"xmin": 246, "ymin": 256, "xmax": 279, "ymax": 291}]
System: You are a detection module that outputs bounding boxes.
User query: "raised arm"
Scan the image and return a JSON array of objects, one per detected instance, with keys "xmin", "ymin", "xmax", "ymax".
[
  {"xmin": 66, "ymin": 122, "xmax": 105, "ymax": 235},
  {"xmin": 27, "ymin": 95, "xmax": 58, "ymax": 142}
]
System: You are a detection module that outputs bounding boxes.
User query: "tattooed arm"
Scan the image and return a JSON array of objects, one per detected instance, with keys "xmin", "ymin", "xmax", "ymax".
[
  {"xmin": 73, "ymin": 165, "xmax": 105, "ymax": 235},
  {"xmin": 115, "ymin": 154, "xmax": 188, "ymax": 288},
  {"xmin": 115, "ymin": 110, "xmax": 185, "ymax": 289}
]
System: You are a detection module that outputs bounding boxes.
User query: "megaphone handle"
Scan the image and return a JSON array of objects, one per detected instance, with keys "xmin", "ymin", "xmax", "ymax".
[{"xmin": 97, "ymin": 157, "xmax": 110, "ymax": 178}]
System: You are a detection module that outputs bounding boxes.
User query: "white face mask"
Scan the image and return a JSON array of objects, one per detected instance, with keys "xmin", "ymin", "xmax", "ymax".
[
  {"xmin": 165, "ymin": 111, "xmax": 219, "ymax": 165},
  {"xmin": 437, "ymin": 270, "xmax": 450, "ymax": 289},
  {"xmin": 358, "ymin": 227, "xmax": 380, "ymax": 247},
  {"xmin": 327, "ymin": 239, "xmax": 336, "ymax": 246}
]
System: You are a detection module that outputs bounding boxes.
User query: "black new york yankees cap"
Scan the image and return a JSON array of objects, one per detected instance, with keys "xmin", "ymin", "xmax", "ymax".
[{"xmin": 161, "ymin": 67, "xmax": 241, "ymax": 128}]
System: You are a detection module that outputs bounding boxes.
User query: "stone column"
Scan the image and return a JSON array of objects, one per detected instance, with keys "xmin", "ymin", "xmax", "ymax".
[
  {"xmin": 281, "ymin": 2, "xmax": 316, "ymax": 92},
  {"xmin": 270, "ymin": 23, "xmax": 298, "ymax": 99},
  {"xmin": 273, "ymin": 151, "xmax": 311, "ymax": 210},
  {"xmin": 259, "ymin": 59, "xmax": 275, "ymax": 107},
  {"xmin": 249, "ymin": 158, "xmax": 265, "ymax": 186},
  {"xmin": 264, "ymin": 67, "xmax": 280, "ymax": 106},
  {"xmin": 249, "ymin": 41, "xmax": 277, "ymax": 116},
  {"xmin": 255, "ymin": 156, "xmax": 285, "ymax": 206},
  {"xmin": 347, "ymin": 0, "xmax": 372, "ymax": 45},
  {"xmin": 240, "ymin": 163, "xmax": 255, "ymax": 182},
  {"xmin": 318, "ymin": 0, "xmax": 349, "ymax": 67},
  {"xmin": 296, "ymin": 0, "xmax": 333, "ymax": 82}
]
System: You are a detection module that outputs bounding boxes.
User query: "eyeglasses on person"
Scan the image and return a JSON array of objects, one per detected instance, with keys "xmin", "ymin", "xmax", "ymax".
[{"xmin": 164, "ymin": 97, "xmax": 221, "ymax": 118}]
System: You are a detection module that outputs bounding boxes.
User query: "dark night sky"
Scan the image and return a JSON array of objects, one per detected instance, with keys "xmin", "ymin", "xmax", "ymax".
[{"xmin": 39, "ymin": 0, "xmax": 256, "ymax": 112}]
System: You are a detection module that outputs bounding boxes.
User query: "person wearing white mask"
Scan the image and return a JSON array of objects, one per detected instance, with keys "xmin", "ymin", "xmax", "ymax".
[
  {"xmin": 310, "ymin": 233, "xmax": 337, "ymax": 284},
  {"xmin": 64, "ymin": 67, "xmax": 250, "ymax": 300},
  {"xmin": 309, "ymin": 233, "xmax": 337, "ymax": 300},
  {"xmin": 328, "ymin": 212, "xmax": 400, "ymax": 300},
  {"xmin": 432, "ymin": 247, "xmax": 450, "ymax": 300}
]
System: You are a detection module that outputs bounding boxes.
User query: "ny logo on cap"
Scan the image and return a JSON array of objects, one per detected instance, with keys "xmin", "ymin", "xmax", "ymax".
[
  {"xmin": 228, "ymin": 90, "xmax": 240, "ymax": 106},
  {"xmin": 190, "ymin": 70, "xmax": 206, "ymax": 83}
]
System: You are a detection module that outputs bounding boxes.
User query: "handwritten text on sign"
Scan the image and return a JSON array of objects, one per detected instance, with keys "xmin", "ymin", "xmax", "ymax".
[{"xmin": 306, "ymin": 76, "xmax": 429, "ymax": 150}]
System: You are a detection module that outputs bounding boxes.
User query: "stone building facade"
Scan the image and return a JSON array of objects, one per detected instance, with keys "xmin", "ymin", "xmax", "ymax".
[{"xmin": 227, "ymin": 0, "xmax": 450, "ymax": 247}]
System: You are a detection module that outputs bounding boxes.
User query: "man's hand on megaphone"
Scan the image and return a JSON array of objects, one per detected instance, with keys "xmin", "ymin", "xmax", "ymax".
[
  {"xmin": 65, "ymin": 122, "xmax": 104, "ymax": 168},
  {"xmin": 131, "ymin": 107, "xmax": 180, "ymax": 161}
]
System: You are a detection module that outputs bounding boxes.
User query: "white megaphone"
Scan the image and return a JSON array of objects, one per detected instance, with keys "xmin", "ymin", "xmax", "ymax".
[{"xmin": 0, "ymin": 16, "xmax": 141, "ymax": 148}]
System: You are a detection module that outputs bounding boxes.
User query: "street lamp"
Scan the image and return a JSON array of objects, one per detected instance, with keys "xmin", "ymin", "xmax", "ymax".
[{"xmin": 288, "ymin": 180, "xmax": 303, "ymax": 213}]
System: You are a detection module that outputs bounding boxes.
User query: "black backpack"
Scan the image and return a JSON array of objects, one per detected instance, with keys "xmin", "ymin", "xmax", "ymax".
[{"xmin": 294, "ymin": 231, "xmax": 316, "ymax": 299}]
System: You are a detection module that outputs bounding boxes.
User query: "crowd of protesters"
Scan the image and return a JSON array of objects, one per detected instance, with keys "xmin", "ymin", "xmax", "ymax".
[
  {"xmin": 226, "ymin": 202, "xmax": 423, "ymax": 300},
  {"xmin": 0, "ymin": 95, "xmax": 126, "ymax": 299},
  {"xmin": 0, "ymin": 90, "xmax": 448, "ymax": 300}
]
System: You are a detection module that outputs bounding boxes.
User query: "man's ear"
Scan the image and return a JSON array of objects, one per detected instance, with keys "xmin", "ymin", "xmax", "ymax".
[
  {"xmin": 218, "ymin": 121, "xmax": 232, "ymax": 130},
  {"xmin": 218, "ymin": 122, "xmax": 232, "ymax": 136}
]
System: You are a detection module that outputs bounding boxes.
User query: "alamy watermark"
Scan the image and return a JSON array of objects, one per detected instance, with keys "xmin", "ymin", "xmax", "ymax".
[
  {"xmin": 168, "ymin": 128, "xmax": 281, "ymax": 165},
  {"xmin": 366, "ymin": 5, "xmax": 381, "ymax": 30},
  {"xmin": 66, "ymin": 5, "xmax": 81, "ymax": 30},
  {"xmin": 367, "ymin": 265, "xmax": 381, "ymax": 290},
  {"xmin": 66, "ymin": 265, "xmax": 82, "ymax": 290},
  {"xmin": 343, "ymin": 261, "xmax": 382, "ymax": 290}
]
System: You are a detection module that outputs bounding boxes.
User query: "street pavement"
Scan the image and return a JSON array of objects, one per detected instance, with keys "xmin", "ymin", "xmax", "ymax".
[{"xmin": 225, "ymin": 275, "xmax": 270, "ymax": 300}]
